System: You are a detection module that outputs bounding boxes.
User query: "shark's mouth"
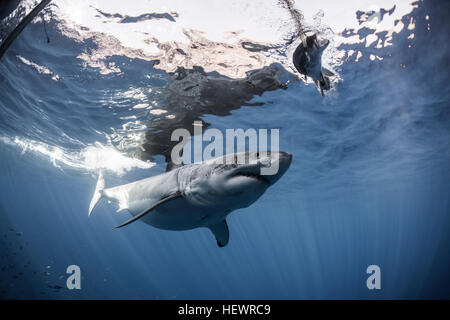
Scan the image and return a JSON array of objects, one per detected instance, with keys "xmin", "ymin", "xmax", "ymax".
[{"xmin": 236, "ymin": 171, "xmax": 270, "ymax": 185}]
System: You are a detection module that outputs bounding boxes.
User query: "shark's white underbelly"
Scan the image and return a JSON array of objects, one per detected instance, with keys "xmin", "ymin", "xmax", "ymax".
[
  {"xmin": 102, "ymin": 169, "xmax": 227, "ymax": 230},
  {"xmin": 126, "ymin": 196, "xmax": 225, "ymax": 230}
]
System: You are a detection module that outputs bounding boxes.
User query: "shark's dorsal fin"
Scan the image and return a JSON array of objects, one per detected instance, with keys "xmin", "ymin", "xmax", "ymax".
[
  {"xmin": 115, "ymin": 191, "xmax": 182, "ymax": 228},
  {"xmin": 89, "ymin": 171, "xmax": 105, "ymax": 216},
  {"xmin": 208, "ymin": 220, "xmax": 229, "ymax": 247}
]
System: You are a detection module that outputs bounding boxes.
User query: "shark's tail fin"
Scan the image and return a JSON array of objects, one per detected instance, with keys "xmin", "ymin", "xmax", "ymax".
[{"xmin": 89, "ymin": 171, "xmax": 105, "ymax": 216}]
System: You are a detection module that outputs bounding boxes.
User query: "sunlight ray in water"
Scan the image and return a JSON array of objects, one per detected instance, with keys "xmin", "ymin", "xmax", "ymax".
[{"xmin": 0, "ymin": 136, "xmax": 155, "ymax": 175}]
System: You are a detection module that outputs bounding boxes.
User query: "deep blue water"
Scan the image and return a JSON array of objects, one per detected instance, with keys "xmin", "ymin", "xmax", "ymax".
[{"xmin": 0, "ymin": 1, "xmax": 449, "ymax": 299}]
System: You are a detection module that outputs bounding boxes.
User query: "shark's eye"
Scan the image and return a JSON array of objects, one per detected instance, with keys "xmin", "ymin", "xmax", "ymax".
[{"xmin": 259, "ymin": 157, "xmax": 270, "ymax": 166}]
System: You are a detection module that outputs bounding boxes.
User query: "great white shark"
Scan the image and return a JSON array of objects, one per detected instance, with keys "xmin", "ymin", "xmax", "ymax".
[{"xmin": 89, "ymin": 151, "xmax": 292, "ymax": 247}]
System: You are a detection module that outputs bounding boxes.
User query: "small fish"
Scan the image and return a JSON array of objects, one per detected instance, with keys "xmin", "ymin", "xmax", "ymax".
[
  {"xmin": 47, "ymin": 285, "xmax": 63, "ymax": 290},
  {"xmin": 292, "ymin": 33, "xmax": 334, "ymax": 96}
]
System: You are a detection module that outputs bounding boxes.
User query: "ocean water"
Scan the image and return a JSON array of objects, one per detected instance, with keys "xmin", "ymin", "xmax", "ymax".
[{"xmin": 0, "ymin": 0, "xmax": 449, "ymax": 299}]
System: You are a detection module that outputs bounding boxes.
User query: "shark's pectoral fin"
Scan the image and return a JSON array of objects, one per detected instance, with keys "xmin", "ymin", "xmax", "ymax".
[
  {"xmin": 115, "ymin": 191, "xmax": 182, "ymax": 228},
  {"xmin": 208, "ymin": 220, "xmax": 229, "ymax": 248}
]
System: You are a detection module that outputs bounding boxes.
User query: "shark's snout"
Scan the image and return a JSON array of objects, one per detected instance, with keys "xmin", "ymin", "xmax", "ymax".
[
  {"xmin": 280, "ymin": 151, "xmax": 292, "ymax": 159},
  {"xmin": 260, "ymin": 151, "xmax": 292, "ymax": 185},
  {"xmin": 214, "ymin": 151, "xmax": 292, "ymax": 188}
]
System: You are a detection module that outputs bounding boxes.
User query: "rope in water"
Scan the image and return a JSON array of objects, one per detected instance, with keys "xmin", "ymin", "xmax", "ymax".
[{"xmin": 0, "ymin": 0, "xmax": 51, "ymax": 60}]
